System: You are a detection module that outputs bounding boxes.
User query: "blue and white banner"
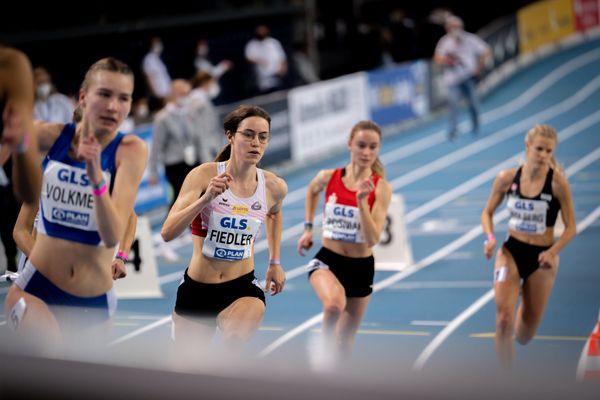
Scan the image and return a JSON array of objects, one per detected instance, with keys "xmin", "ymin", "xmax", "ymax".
[
  {"xmin": 289, "ymin": 72, "xmax": 369, "ymax": 163},
  {"xmin": 367, "ymin": 60, "xmax": 429, "ymax": 126},
  {"xmin": 132, "ymin": 124, "xmax": 170, "ymax": 215}
]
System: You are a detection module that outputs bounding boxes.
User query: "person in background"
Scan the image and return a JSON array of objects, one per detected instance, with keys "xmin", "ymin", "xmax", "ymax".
[
  {"xmin": 433, "ymin": 15, "xmax": 491, "ymax": 140},
  {"xmin": 244, "ymin": 25, "xmax": 288, "ymax": 95},
  {"xmin": 33, "ymin": 67, "xmax": 75, "ymax": 124},
  {"xmin": 481, "ymin": 124, "xmax": 576, "ymax": 368},
  {"xmin": 188, "ymin": 71, "xmax": 223, "ymax": 164},
  {"xmin": 142, "ymin": 36, "xmax": 172, "ymax": 112},
  {"xmin": 148, "ymin": 79, "xmax": 195, "ymax": 208},
  {"xmin": 194, "ymin": 38, "xmax": 233, "ymax": 83}
]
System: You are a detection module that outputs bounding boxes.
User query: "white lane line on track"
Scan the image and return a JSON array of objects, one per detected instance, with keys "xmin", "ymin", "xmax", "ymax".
[
  {"xmin": 113, "ymin": 55, "xmax": 600, "ymax": 346},
  {"xmin": 257, "ymin": 146, "xmax": 600, "ymax": 359},
  {"xmin": 413, "ymin": 194, "xmax": 600, "ymax": 371},
  {"xmin": 156, "ymin": 46, "xmax": 600, "ymax": 251}
]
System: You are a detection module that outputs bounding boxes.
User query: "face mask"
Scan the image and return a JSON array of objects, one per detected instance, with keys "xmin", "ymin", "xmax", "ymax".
[
  {"xmin": 152, "ymin": 43, "xmax": 163, "ymax": 54},
  {"xmin": 175, "ymin": 96, "xmax": 189, "ymax": 108},
  {"xmin": 197, "ymin": 46, "xmax": 208, "ymax": 57},
  {"xmin": 207, "ymin": 83, "xmax": 221, "ymax": 99},
  {"xmin": 36, "ymin": 83, "xmax": 52, "ymax": 98},
  {"xmin": 135, "ymin": 104, "xmax": 149, "ymax": 119}
]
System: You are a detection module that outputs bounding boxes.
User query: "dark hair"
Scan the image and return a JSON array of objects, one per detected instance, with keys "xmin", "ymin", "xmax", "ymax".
[
  {"xmin": 214, "ymin": 104, "xmax": 271, "ymax": 161},
  {"xmin": 349, "ymin": 120, "xmax": 385, "ymax": 178},
  {"xmin": 80, "ymin": 57, "xmax": 134, "ymax": 92},
  {"xmin": 190, "ymin": 71, "xmax": 214, "ymax": 89}
]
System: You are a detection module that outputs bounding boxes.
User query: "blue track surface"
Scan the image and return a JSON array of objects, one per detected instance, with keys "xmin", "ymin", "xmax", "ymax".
[{"xmin": 2, "ymin": 37, "xmax": 600, "ymax": 381}]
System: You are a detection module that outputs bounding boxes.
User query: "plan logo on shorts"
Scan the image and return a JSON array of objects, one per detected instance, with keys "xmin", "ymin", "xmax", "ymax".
[
  {"xmin": 232, "ymin": 205, "xmax": 249, "ymax": 215},
  {"xmin": 214, "ymin": 247, "xmax": 245, "ymax": 260}
]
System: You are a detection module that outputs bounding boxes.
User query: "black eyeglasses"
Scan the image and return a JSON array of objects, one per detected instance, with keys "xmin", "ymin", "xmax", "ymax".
[{"xmin": 235, "ymin": 130, "xmax": 270, "ymax": 144}]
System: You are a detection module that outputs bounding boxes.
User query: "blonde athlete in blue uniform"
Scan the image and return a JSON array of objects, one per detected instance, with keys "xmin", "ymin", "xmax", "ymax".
[
  {"xmin": 4, "ymin": 58, "xmax": 147, "ymax": 352},
  {"xmin": 481, "ymin": 124, "xmax": 576, "ymax": 368}
]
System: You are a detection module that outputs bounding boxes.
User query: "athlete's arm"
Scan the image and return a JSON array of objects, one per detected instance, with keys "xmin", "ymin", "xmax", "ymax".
[
  {"xmin": 13, "ymin": 202, "xmax": 39, "ymax": 257},
  {"xmin": 297, "ymin": 169, "xmax": 333, "ymax": 255},
  {"xmin": 264, "ymin": 172, "xmax": 288, "ymax": 295},
  {"xmin": 161, "ymin": 164, "xmax": 232, "ymax": 241},
  {"xmin": 357, "ymin": 178, "xmax": 392, "ymax": 248},
  {"xmin": 92, "ymin": 134, "xmax": 147, "ymax": 248},
  {"xmin": 0, "ymin": 48, "xmax": 40, "ymax": 205},
  {"xmin": 112, "ymin": 211, "xmax": 137, "ymax": 280},
  {"xmin": 539, "ymin": 173, "xmax": 577, "ymax": 268},
  {"xmin": 481, "ymin": 169, "xmax": 513, "ymax": 259}
]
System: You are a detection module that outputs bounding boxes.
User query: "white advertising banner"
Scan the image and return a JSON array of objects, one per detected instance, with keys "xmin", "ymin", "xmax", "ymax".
[{"xmin": 289, "ymin": 72, "xmax": 369, "ymax": 163}]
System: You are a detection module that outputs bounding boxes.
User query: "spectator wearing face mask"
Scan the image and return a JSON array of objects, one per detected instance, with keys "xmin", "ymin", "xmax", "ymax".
[
  {"xmin": 244, "ymin": 24, "xmax": 288, "ymax": 95},
  {"xmin": 33, "ymin": 67, "xmax": 75, "ymax": 123},
  {"xmin": 194, "ymin": 38, "xmax": 233, "ymax": 82},
  {"xmin": 187, "ymin": 71, "xmax": 223, "ymax": 165},
  {"xmin": 149, "ymin": 79, "xmax": 195, "ymax": 210},
  {"xmin": 142, "ymin": 36, "xmax": 172, "ymax": 112}
]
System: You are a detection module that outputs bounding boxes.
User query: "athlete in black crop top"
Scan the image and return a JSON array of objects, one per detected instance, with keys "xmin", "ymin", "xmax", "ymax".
[{"xmin": 481, "ymin": 124, "xmax": 576, "ymax": 368}]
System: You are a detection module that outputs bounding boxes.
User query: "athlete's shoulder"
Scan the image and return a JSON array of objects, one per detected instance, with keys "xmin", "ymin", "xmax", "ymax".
[{"xmin": 263, "ymin": 169, "xmax": 288, "ymax": 199}]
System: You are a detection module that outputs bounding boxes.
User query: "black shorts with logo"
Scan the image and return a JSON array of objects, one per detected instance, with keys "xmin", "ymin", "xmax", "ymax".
[
  {"xmin": 307, "ymin": 247, "xmax": 375, "ymax": 297},
  {"xmin": 175, "ymin": 269, "xmax": 265, "ymax": 318}
]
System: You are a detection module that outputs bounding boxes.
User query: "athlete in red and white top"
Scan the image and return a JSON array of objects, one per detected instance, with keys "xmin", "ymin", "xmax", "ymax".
[
  {"xmin": 297, "ymin": 120, "xmax": 392, "ymax": 368},
  {"xmin": 161, "ymin": 104, "xmax": 287, "ymax": 356}
]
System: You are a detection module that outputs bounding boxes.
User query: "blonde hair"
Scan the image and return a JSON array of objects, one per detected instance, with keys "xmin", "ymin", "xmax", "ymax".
[
  {"xmin": 80, "ymin": 57, "xmax": 134, "ymax": 92},
  {"xmin": 349, "ymin": 120, "xmax": 385, "ymax": 178},
  {"xmin": 525, "ymin": 124, "xmax": 561, "ymax": 171}
]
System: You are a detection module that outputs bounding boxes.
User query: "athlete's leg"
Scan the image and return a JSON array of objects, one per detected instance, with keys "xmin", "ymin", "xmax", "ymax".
[
  {"xmin": 515, "ymin": 259, "xmax": 558, "ymax": 345},
  {"xmin": 217, "ymin": 296, "xmax": 265, "ymax": 348},
  {"xmin": 493, "ymin": 246, "xmax": 521, "ymax": 368},
  {"xmin": 4, "ymin": 285, "xmax": 61, "ymax": 354},
  {"xmin": 336, "ymin": 296, "xmax": 370, "ymax": 358},
  {"xmin": 309, "ymin": 269, "xmax": 346, "ymax": 338}
]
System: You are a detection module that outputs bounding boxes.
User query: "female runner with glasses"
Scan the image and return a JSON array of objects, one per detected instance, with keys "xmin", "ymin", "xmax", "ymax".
[{"xmin": 161, "ymin": 104, "xmax": 287, "ymax": 357}]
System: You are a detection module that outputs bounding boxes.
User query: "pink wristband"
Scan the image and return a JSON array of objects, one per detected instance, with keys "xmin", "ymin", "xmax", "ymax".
[
  {"xmin": 269, "ymin": 258, "xmax": 281, "ymax": 265},
  {"xmin": 487, "ymin": 233, "xmax": 495, "ymax": 242},
  {"xmin": 116, "ymin": 251, "xmax": 129, "ymax": 263},
  {"xmin": 92, "ymin": 183, "xmax": 107, "ymax": 197}
]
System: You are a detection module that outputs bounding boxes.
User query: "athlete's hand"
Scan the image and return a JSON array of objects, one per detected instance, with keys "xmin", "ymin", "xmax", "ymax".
[
  {"xmin": 112, "ymin": 258, "xmax": 127, "ymax": 280},
  {"xmin": 356, "ymin": 178, "xmax": 375, "ymax": 202},
  {"xmin": 538, "ymin": 250, "xmax": 558, "ymax": 270},
  {"xmin": 203, "ymin": 171, "xmax": 233, "ymax": 201},
  {"xmin": 1, "ymin": 102, "xmax": 26, "ymax": 147},
  {"xmin": 484, "ymin": 236, "xmax": 496, "ymax": 260},
  {"xmin": 297, "ymin": 231, "xmax": 313, "ymax": 256},
  {"xmin": 265, "ymin": 263, "xmax": 285, "ymax": 295},
  {"xmin": 77, "ymin": 134, "xmax": 103, "ymax": 184}
]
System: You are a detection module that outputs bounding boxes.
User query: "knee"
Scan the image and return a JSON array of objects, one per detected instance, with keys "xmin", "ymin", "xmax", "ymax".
[
  {"xmin": 496, "ymin": 312, "xmax": 514, "ymax": 337},
  {"xmin": 323, "ymin": 297, "xmax": 346, "ymax": 317}
]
